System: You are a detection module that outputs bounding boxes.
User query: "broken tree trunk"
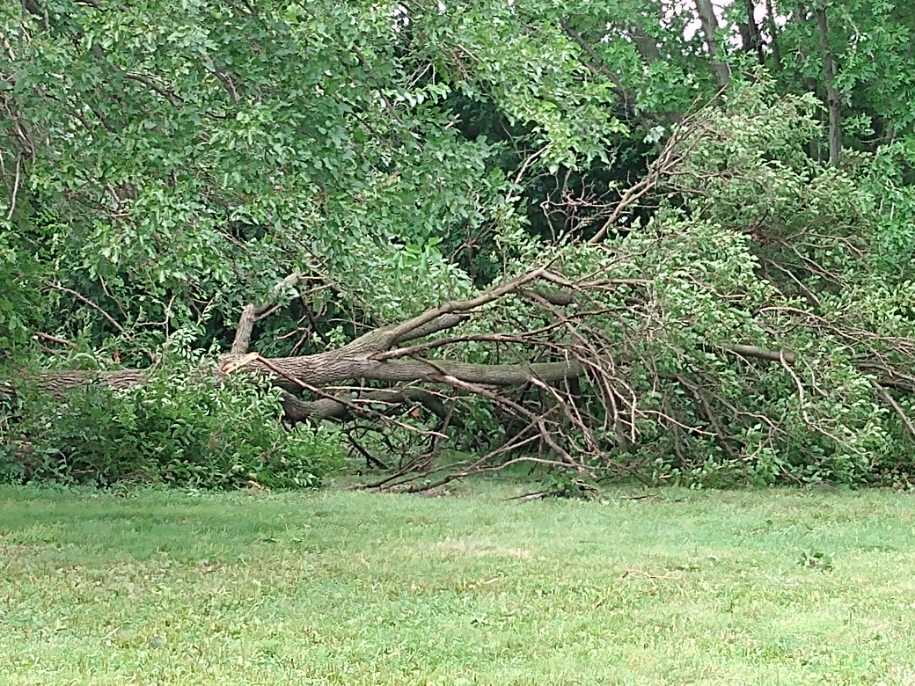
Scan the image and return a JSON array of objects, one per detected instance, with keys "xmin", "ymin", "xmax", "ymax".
[{"xmin": 25, "ymin": 267, "xmax": 584, "ymax": 414}]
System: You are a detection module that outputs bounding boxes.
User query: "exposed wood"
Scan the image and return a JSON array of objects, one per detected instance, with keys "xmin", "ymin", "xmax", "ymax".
[
  {"xmin": 34, "ymin": 332, "xmax": 75, "ymax": 348},
  {"xmin": 383, "ymin": 268, "xmax": 550, "ymax": 345},
  {"xmin": 231, "ymin": 304, "xmax": 258, "ymax": 355},
  {"xmin": 231, "ymin": 273, "xmax": 303, "ymax": 355},
  {"xmin": 519, "ymin": 287, "xmax": 575, "ymax": 306},
  {"xmin": 724, "ymin": 344, "xmax": 796, "ymax": 364},
  {"xmin": 21, "ymin": 267, "xmax": 587, "ymax": 416}
]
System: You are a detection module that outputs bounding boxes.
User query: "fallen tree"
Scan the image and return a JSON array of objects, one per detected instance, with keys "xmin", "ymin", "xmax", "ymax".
[{"xmin": 6, "ymin": 85, "xmax": 915, "ymax": 489}]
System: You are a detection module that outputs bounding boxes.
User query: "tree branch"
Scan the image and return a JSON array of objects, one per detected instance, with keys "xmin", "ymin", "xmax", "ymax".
[{"xmin": 231, "ymin": 273, "xmax": 303, "ymax": 355}]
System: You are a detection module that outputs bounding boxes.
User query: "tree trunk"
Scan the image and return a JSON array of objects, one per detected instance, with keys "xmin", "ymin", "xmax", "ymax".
[
  {"xmin": 693, "ymin": 0, "xmax": 730, "ymax": 89},
  {"xmin": 765, "ymin": 0, "xmax": 783, "ymax": 70},
  {"xmin": 740, "ymin": 0, "xmax": 765, "ymax": 63},
  {"xmin": 814, "ymin": 5, "xmax": 842, "ymax": 165},
  {"xmin": 631, "ymin": 25, "xmax": 661, "ymax": 65}
]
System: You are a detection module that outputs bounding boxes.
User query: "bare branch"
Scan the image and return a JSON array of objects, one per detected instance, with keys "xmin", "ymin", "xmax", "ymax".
[
  {"xmin": 49, "ymin": 283, "xmax": 125, "ymax": 334},
  {"xmin": 231, "ymin": 273, "xmax": 303, "ymax": 355}
]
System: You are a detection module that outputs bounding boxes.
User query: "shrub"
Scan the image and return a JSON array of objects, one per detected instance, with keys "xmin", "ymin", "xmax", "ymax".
[{"xmin": 0, "ymin": 364, "xmax": 344, "ymax": 489}]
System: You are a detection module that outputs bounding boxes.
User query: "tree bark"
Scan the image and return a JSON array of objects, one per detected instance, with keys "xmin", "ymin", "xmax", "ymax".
[
  {"xmin": 631, "ymin": 25, "xmax": 661, "ymax": 65},
  {"xmin": 282, "ymin": 388, "xmax": 453, "ymax": 423},
  {"xmin": 814, "ymin": 5, "xmax": 842, "ymax": 165},
  {"xmin": 740, "ymin": 0, "xmax": 765, "ymax": 63},
  {"xmin": 693, "ymin": 0, "xmax": 730, "ymax": 89},
  {"xmin": 231, "ymin": 272, "xmax": 303, "ymax": 355},
  {"xmin": 764, "ymin": 0, "xmax": 783, "ymax": 70}
]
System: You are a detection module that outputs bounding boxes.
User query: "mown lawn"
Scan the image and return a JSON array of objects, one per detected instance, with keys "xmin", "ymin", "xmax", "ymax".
[{"xmin": 1, "ymin": 480, "xmax": 914, "ymax": 685}]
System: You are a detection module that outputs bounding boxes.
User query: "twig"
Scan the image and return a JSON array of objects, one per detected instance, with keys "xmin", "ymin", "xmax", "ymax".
[
  {"xmin": 50, "ymin": 283, "xmax": 125, "ymax": 334},
  {"xmin": 5, "ymin": 154, "xmax": 20, "ymax": 222},
  {"xmin": 34, "ymin": 332, "xmax": 75, "ymax": 348},
  {"xmin": 877, "ymin": 386, "xmax": 915, "ymax": 441}
]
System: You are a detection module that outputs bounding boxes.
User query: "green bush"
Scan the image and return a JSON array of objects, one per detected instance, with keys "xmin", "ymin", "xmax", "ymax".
[{"xmin": 0, "ymin": 365, "xmax": 344, "ymax": 489}]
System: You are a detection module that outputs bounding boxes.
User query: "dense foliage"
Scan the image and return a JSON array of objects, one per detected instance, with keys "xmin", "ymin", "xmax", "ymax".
[
  {"xmin": 1, "ymin": 1, "xmax": 913, "ymax": 488},
  {"xmin": 1, "ymin": 360, "xmax": 344, "ymax": 488}
]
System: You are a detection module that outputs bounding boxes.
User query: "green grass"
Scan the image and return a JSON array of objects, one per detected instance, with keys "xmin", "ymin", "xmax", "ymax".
[{"xmin": 1, "ymin": 480, "xmax": 914, "ymax": 685}]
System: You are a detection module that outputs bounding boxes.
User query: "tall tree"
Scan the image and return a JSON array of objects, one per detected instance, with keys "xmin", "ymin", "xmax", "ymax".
[
  {"xmin": 739, "ymin": 0, "xmax": 765, "ymax": 63},
  {"xmin": 693, "ymin": 0, "xmax": 731, "ymax": 89},
  {"xmin": 814, "ymin": 3, "xmax": 842, "ymax": 164},
  {"xmin": 764, "ymin": 0, "xmax": 784, "ymax": 69}
]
